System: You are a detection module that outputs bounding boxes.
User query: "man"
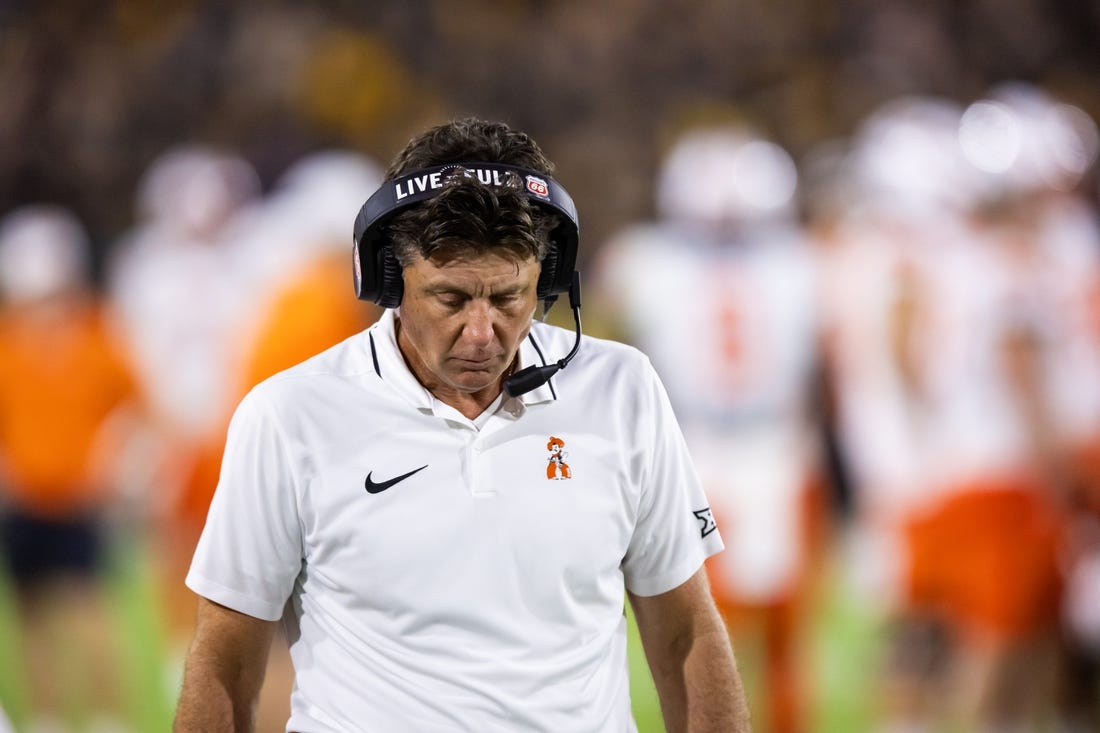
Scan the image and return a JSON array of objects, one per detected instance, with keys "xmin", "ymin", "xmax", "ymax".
[{"xmin": 174, "ymin": 118, "xmax": 750, "ymax": 732}]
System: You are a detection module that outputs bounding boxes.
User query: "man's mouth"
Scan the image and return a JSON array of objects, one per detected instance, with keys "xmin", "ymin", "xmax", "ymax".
[{"xmin": 453, "ymin": 355, "xmax": 499, "ymax": 368}]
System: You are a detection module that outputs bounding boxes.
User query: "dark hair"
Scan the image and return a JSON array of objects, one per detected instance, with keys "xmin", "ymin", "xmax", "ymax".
[{"xmin": 383, "ymin": 118, "xmax": 558, "ymax": 267}]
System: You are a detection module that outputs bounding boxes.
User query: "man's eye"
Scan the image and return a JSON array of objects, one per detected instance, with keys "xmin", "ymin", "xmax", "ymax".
[
  {"xmin": 492, "ymin": 294, "xmax": 521, "ymax": 307},
  {"xmin": 437, "ymin": 294, "xmax": 465, "ymax": 308}
]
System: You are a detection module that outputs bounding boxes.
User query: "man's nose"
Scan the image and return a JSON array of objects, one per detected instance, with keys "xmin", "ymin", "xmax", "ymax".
[{"xmin": 461, "ymin": 302, "xmax": 495, "ymax": 344}]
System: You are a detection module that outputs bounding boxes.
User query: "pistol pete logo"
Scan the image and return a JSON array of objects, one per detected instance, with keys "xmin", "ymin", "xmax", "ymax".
[{"xmin": 546, "ymin": 436, "xmax": 572, "ymax": 480}]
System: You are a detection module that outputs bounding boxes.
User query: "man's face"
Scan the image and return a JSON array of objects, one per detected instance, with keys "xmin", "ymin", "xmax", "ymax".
[{"xmin": 396, "ymin": 249, "xmax": 540, "ymax": 405}]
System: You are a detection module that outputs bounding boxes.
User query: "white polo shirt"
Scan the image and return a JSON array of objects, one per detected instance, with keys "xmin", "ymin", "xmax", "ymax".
[{"xmin": 187, "ymin": 309, "xmax": 723, "ymax": 733}]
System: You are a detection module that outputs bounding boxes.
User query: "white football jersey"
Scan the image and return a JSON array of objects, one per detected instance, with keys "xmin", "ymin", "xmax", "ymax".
[
  {"xmin": 597, "ymin": 222, "xmax": 821, "ymax": 601},
  {"xmin": 1032, "ymin": 198, "xmax": 1100, "ymax": 446},
  {"xmin": 821, "ymin": 213, "xmax": 1046, "ymax": 515},
  {"xmin": 598, "ymin": 223, "xmax": 818, "ymax": 424},
  {"xmin": 818, "ymin": 221, "xmax": 929, "ymax": 516},
  {"xmin": 108, "ymin": 225, "xmax": 252, "ymax": 439}
]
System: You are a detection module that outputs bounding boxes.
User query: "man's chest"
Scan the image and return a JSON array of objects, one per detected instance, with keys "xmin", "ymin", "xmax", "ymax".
[{"xmin": 286, "ymin": 403, "xmax": 639, "ymax": 621}]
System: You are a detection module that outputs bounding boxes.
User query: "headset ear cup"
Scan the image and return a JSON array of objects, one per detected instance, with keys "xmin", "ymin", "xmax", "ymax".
[
  {"xmin": 376, "ymin": 246, "xmax": 404, "ymax": 308},
  {"xmin": 537, "ymin": 245, "xmax": 559, "ymax": 301}
]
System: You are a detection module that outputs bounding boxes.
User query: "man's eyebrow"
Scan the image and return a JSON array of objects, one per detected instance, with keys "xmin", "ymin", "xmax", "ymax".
[{"xmin": 422, "ymin": 282, "xmax": 526, "ymax": 296}]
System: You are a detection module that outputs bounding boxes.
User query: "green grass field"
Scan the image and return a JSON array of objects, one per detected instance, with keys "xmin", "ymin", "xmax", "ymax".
[{"xmin": 0, "ymin": 534, "xmax": 883, "ymax": 732}]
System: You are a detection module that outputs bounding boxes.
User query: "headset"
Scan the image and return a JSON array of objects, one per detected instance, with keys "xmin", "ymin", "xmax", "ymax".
[
  {"xmin": 351, "ymin": 162, "xmax": 584, "ymax": 397},
  {"xmin": 352, "ymin": 162, "xmax": 579, "ymax": 310}
]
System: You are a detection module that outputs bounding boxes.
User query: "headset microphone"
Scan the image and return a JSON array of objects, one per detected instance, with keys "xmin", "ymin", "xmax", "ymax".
[{"xmin": 504, "ymin": 271, "xmax": 582, "ymax": 398}]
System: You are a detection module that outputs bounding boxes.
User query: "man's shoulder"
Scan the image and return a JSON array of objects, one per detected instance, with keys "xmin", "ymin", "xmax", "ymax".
[
  {"xmin": 529, "ymin": 318, "xmax": 648, "ymax": 367},
  {"xmin": 529, "ymin": 319, "xmax": 658, "ymax": 404}
]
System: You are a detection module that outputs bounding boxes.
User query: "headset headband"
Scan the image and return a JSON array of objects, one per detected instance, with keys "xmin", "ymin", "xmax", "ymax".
[
  {"xmin": 354, "ymin": 163, "xmax": 577, "ymax": 243},
  {"xmin": 352, "ymin": 162, "xmax": 580, "ymax": 307}
]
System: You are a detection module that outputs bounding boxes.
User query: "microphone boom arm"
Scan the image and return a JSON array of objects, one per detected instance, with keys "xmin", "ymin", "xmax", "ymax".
[{"xmin": 503, "ymin": 271, "xmax": 582, "ymax": 398}]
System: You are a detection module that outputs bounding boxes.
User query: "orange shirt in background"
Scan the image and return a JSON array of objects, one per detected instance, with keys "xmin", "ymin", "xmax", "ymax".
[
  {"xmin": 0, "ymin": 299, "xmax": 137, "ymax": 518},
  {"xmin": 241, "ymin": 252, "xmax": 380, "ymax": 391}
]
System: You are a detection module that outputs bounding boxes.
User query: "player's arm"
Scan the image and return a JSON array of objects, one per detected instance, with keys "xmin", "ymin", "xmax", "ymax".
[
  {"xmin": 174, "ymin": 597, "xmax": 278, "ymax": 733},
  {"xmin": 628, "ymin": 567, "xmax": 751, "ymax": 733}
]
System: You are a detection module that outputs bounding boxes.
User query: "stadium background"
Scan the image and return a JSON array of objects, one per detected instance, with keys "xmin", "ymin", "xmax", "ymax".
[
  {"xmin": 1, "ymin": 1, "xmax": 1099, "ymax": 731},
  {"xmin": 3, "ymin": 1, "xmax": 1098, "ymax": 271}
]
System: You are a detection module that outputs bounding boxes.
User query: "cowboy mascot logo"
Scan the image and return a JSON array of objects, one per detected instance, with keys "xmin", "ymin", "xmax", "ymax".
[{"xmin": 546, "ymin": 436, "xmax": 572, "ymax": 480}]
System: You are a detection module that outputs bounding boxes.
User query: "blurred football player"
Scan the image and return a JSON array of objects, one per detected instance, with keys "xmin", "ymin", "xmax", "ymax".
[
  {"xmin": 820, "ymin": 93, "xmax": 1073, "ymax": 733},
  {"xmin": 960, "ymin": 82, "xmax": 1100, "ymax": 732},
  {"xmin": 0, "ymin": 205, "xmax": 142, "ymax": 732},
  {"xmin": 105, "ymin": 144, "xmax": 262, "ymax": 636},
  {"xmin": 594, "ymin": 124, "xmax": 829, "ymax": 733}
]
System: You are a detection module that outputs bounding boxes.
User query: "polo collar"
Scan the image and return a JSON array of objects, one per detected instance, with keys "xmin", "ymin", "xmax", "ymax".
[{"xmin": 366, "ymin": 310, "xmax": 557, "ymax": 417}]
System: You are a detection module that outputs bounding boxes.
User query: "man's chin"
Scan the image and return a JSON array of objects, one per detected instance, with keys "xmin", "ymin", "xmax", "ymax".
[{"xmin": 447, "ymin": 370, "xmax": 504, "ymax": 394}]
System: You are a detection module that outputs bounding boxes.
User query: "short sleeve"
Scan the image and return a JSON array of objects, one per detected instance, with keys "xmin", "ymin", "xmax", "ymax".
[
  {"xmin": 185, "ymin": 389, "xmax": 303, "ymax": 621},
  {"xmin": 621, "ymin": 358, "xmax": 724, "ymax": 596}
]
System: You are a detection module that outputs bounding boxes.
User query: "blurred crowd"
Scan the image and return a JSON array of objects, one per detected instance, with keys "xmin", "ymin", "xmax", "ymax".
[
  {"xmin": 3, "ymin": 1, "xmax": 1099, "ymax": 267},
  {"xmin": 2, "ymin": 2, "xmax": 1100, "ymax": 733}
]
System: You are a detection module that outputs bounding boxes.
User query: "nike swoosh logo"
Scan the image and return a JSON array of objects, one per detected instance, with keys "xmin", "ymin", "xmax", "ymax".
[{"xmin": 364, "ymin": 465, "xmax": 428, "ymax": 494}]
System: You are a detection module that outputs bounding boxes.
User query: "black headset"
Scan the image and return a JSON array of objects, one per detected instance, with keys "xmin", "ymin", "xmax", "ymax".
[{"xmin": 352, "ymin": 162, "xmax": 580, "ymax": 309}]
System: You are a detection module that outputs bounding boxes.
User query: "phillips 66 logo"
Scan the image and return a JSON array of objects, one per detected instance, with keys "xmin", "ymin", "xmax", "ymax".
[{"xmin": 526, "ymin": 175, "xmax": 549, "ymax": 198}]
